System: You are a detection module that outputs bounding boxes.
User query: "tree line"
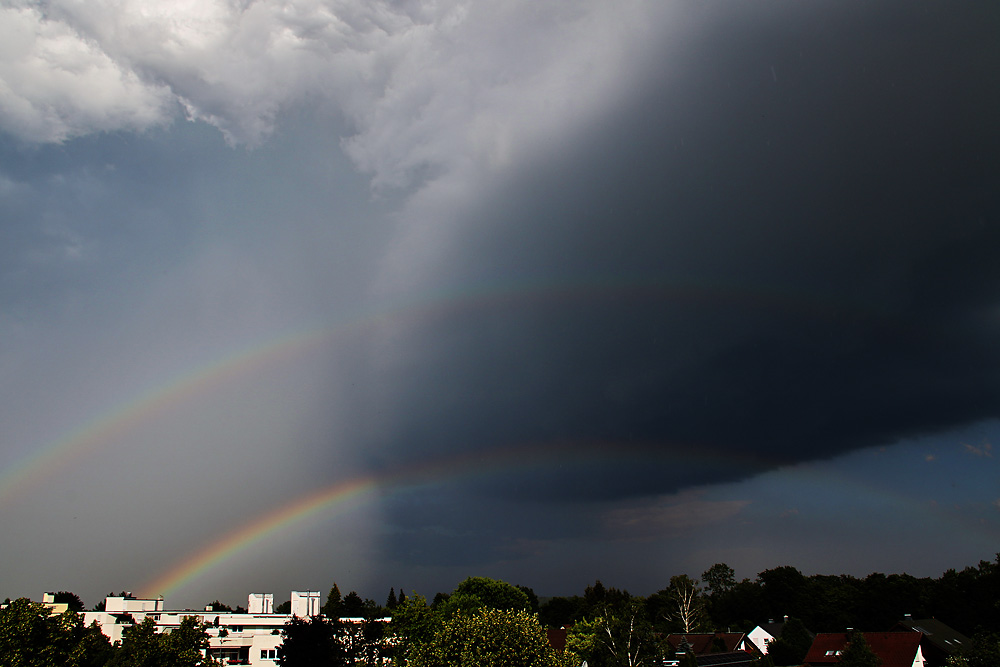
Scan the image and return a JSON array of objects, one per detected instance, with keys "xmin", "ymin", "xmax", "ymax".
[
  {"xmin": 0, "ymin": 597, "xmax": 215, "ymax": 667},
  {"xmin": 537, "ymin": 556, "xmax": 1000, "ymax": 637},
  {"xmin": 3, "ymin": 554, "xmax": 998, "ymax": 666}
]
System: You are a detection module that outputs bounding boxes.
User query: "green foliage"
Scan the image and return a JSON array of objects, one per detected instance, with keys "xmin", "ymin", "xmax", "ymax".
[
  {"xmin": 677, "ymin": 653, "xmax": 698, "ymax": 667},
  {"xmin": 538, "ymin": 597, "xmax": 583, "ymax": 629},
  {"xmin": 342, "ymin": 592, "xmax": 366, "ymax": 617},
  {"xmin": 386, "ymin": 588, "xmax": 398, "ymax": 610},
  {"xmin": 582, "ymin": 581, "xmax": 631, "ymax": 618},
  {"xmin": 564, "ymin": 617, "xmax": 601, "ymax": 666},
  {"xmin": 408, "ymin": 607, "xmax": 564, "ymax": 667},
  {"xmin": 387, "ymin": 594, "xmax": 439, "ymax": 664},
  {"xmin": 53, "ymin": 592, "xmax": 86, "ymax": 613},
  {"xmin": 322, "ymin": 585, "xmax": 342, "ymax": 618},
  {"xmin": 597, "ymin": 599, "xmax": 659, "ymax": 667},
  {"xmin": 662, "ymin": 575, "xmax": 706, "ymax": 634},
  {"xmin": 108, "ymin": 615, "xmax": 217, "ymax": 667},
  {"xmin": 205, "ymin": 601, "xmax": 232, "ymax": 612},
  {"xmin": 517, "ymin": 586, "xmax": 540, "ymax": 614},
  {"xmin": 947, "ymin": 632, "xmax": 1000, "ymax": 667},
  {"xmin": 0, "ymin": 598, "xmax": 112, "ymax": 667},
  {"xmin": 565, "ymin": 599, "xmax": 662, "ymax": 667},
  {"xmin": 275, "ymin": 600, "xmax": 292, "ymax": 614},
  {"xmin": 108, "ymin": 617, "xmax": 161, "ymax": 667},
  {"xmin": 837, "ymin": 632, "xmax": 881, "ymax": 667},
  {"xmin": 277, "ymin": 615, "xmax": 349, "ymax": 667},
  {"xmin": 766, "ymin": 617, "xmax": 811, "ymax": 666},
  {"xmin": 351, "ymin": 619, "xmax": 389, "ymax": 667},
  {"xmin": 701, "ymin": 564, "xmax": 736, "ymax": 596},
  {"xmin": 453, "ymin": 577, "xmax": 531, "ymax": 612}
]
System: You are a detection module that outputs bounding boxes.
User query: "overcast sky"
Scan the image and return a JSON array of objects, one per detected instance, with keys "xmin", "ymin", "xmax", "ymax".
[{"xmin": 1, "ymin": 0, "xmax": 998, "ymax": 610}]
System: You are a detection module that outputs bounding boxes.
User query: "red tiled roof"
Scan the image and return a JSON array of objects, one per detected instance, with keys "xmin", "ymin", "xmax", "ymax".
[
  {"xmin": 804, "ymin": 632, "xmax": 922, "ymax": 667},
  {"xmin": 546, "ymin": 628, "xmax": 567, "ymax": 651}
]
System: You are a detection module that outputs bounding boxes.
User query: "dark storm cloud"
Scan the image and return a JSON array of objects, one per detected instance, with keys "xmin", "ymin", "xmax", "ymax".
[{"xmin": 362, "ymin": 0, "xmax": 1000, "ymax": 517}]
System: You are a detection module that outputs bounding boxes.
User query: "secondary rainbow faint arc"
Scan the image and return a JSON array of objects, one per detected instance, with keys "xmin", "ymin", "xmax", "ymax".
[{"xmin": 0, "ymin": 277, "xmax": 876, "ymax": 507}]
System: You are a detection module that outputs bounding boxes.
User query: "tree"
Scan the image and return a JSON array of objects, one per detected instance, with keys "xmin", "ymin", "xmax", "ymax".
[
  {"xmin": 205, "ymin": 600, "xmax": 232, "ymax": 612},
  {"xmin": 277, "ymin": 615, "xmax": 349, "ymax": 667},
  {"xmin": 0, "ymin": 598, "xmax": 112, "ymax": 667},
  {"xmin": 322, "ymin": 585, "xmax": 343, "ymax": 619},
  {"xmin": 517, "ymin": 585, "xmax": 540, "ymax": 614},
  {"xmin": 837, "ymin": 632, "xmax": 881, "ymax": 667},
  {"xmin": 701, "ymin": 564, "xmax": 736, "ymax": 596},
  {"xmin": 109, "ymin": 615, "xmax": 218, "ymax": 667},
  {"xmin": 595, "ymin": 599, "xmax": 659, "ymax": 667},
  {"xmin": 350, "ymin": 619, "xmax": 389, "ymax": 667},
  {"xmin": 53, "ymin": 592, "xmax": 85, "ymax": 613},
  {"xmin": 452, "ymin": 577, "xmax": 531, "ymax": 612},
  {"xmin": 342, "ymin": 592, "xmax": 365, "ymax": 617},
  {"xmin": 386, "ymin": 588, "xmax": 398, "ymax": 610},
  {"xmin": 565, "ymin": 617, "xmax": 601, "ymax": 666},
  {"xmin": 664, "ymin": 575, "xmax": 706, "ymax": 633},
  {"xmin": 766, "ymin": 617, "xmax": 811, "ymax": 666},
  {"xmin": 408, "ymin": 607, "xmax": 565, "ymax": 667},
  {"xmin": 539, "ymin": 596, "xmax": 583, "ymax": 629},
  {"xmin": 161, "ymin": 616, "xmax": 218, "ymax": 667},
  {"xmin": 757, "ymin": 567, "xmax": 806, "ymax": 623},
  {"xmin": 387, "ymin": 594, "xmax": 439, "ymax": 665},
  {"xmin": 108, "ymin": 617, "xmax": 163, "ymax": 667},
  {"xmin": 947, "ymin": 632, "xmax": 1000, "ymax": 667},
  {"xmin": 276, "ymin": 600, "xmax": 292, "ymax": 614}
]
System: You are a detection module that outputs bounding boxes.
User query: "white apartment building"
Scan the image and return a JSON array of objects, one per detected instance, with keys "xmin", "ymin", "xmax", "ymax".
[{"xmin": 83, "ymin": 590, "xmax": 328, "ymax": 666}]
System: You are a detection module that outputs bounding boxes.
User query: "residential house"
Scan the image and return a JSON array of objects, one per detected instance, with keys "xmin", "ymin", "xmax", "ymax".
[
  {"xmin": 747, "ymin": 617, "xmax": 787, "ymax": 654},
  {"xmin": 891, "ymin": 616, "xmax": 970, "ymax": 667},
  {"xmin": 665, "ymin": 632, "xmax": 755, "ymax": 655},
  {"xmin": 804, "ymin": 632, "xmax": 925, "ymax": 667}
]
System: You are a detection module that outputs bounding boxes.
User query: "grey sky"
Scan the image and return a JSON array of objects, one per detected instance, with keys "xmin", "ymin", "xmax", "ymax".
[{"xmin": 1, "ymin": 0, "xmax": 998, "ymax": 609}]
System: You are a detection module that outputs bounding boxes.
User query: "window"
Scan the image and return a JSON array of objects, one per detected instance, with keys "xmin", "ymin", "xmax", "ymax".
[{"xmin": 261, "ymin": 649, "xmax": 277, "ymax": 660}]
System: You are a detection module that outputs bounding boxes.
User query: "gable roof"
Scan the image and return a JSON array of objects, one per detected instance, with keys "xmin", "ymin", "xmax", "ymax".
[
  {"xmin": 755, "ymin": 621, "xmax": 786, "ymax": 639},
  {"xmin": 892, "ymin": 618, "xmax": 970, "ymax": 656},
  {"xmin": 666, "ymin": 633, "xmax": 749, "ymax": 655},
  {"xmin": 805, "ymin": 632, "xmax": 922, "ymax": 667}
]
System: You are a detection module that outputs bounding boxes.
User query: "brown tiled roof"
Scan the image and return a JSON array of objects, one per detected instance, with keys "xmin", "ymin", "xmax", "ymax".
[
  {"xmin": 546, "ymin": 628, "xmax": 567, "ymax": 651},
  {"xmin": 804, "ymin": 632, "xmax": 922, "ymax": 667}
]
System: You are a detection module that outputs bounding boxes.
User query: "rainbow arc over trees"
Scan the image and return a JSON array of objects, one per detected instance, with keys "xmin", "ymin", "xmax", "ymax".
[{"xmin": 139, "ymin": 439, "xmax": 755, "ymax": 599}]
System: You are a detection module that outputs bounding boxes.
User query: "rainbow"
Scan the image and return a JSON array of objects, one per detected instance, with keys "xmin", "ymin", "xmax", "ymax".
[
  {"xmin": 0, "ymin": 277, "xmax": 866, "ymax": 507},
  {"xmin": 137, "ymin": 435, "xmax": 997, "ymax": 600},
  {"xmin": 0, "ymin": 328, "xmax": 335, "ymax": 506},
  {"xmin": 140, "ymin": 475, "xmax": 380, "ymax": 599},
  {"xmin": 139, "ymin": 439, "xmax": 764, "ymax": 599}
]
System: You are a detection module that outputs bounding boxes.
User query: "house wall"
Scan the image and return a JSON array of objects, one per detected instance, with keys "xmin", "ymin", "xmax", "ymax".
[{"xmin": 747, "ymin": 627, "xmax": 775, "ymax": 654}]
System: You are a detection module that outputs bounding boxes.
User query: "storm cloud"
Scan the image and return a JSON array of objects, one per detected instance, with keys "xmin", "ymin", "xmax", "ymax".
[{"xmin": 1, "ymin": 0, "xmax": 998, "ymax": 605}]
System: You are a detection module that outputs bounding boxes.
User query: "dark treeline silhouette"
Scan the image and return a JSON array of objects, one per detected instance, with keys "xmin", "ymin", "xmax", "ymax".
[{"xmin": 535, "ymin": 555, "xmax": 1000, "ymax": 636}]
